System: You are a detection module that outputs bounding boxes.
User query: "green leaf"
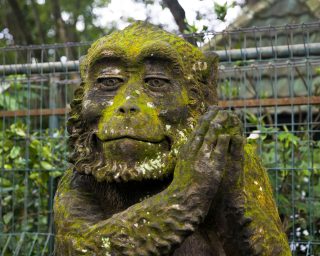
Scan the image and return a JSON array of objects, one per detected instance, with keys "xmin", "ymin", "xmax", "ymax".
[
  {"xmin": 3, "ymin": 212, "xmax": 13, "ymax": 224},
  {"xmin": 0, "ymin": 81, "xmax": 11, "ymax": 94},
  {"xmin": 30, "ymin": 139, "xmax": 41, "ymax": 149},
  {"xmin": 29, "ymin": 172, "xmax": 39, "ymax": 180},
  {"xmin": 40, "ymin": 161, "xmax": 53, "ymax": 170},
  {"xmin": 0, "ymin": 177, "xmax": 12, "ymax": 187},
  {"xmin": 42, "ymin": 146, "xmax": 52, "ymax": 159},
  {"xmin": 49, "ymin": 170, "xmax": 63, "ymax": 178},
  {"xmin": 15, "ymin": 128, "xmax": 26, "ymax": 137},
  {"xmin": 9, "ymin": 146, "xmax": 20, "ymax": 159},
  {"xmin": 0, "ymin": 92, "xmax": 20, "ymax": 110},
  {"xmin": 4, "ymin": 164, "xmax": 12, "ymax": 170},
  {"xmin": 3, "ymin": 195, "xmax": 12, "ymax": 206}
]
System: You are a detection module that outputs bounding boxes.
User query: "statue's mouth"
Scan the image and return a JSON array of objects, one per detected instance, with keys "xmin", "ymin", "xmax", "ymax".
[{"xmin": 95, "ymin": 135, "xmax": 172, "ymax": 150}]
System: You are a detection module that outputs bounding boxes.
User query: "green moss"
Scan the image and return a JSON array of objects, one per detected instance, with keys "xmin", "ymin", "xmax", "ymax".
[
  {"xmin": 242, "ymin": 144, "xmax": 291, "ymax": 255},
  {"xmin": 98, "ymin": 89, "xmax": 159, "ymax": 131},
  {"xmin": 82, "ymin": 22, "xmax": 203, "ymax": 74}
]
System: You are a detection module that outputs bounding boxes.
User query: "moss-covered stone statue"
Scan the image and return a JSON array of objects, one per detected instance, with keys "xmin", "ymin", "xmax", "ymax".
[{"xmin": 54, "ymin": 22, "xmax": 291, "ymax": 255}]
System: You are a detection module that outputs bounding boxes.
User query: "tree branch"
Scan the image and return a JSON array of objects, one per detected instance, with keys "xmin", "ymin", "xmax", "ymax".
[{"xmin": 162, "ymin": 0, "xmax": 187, "ymax": 33}]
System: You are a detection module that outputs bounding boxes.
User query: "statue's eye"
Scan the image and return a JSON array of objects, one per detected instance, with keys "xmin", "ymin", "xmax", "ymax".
[
  {"xmin": 96, "ymin": 77, "xmax": 124, "ymax": 90},
  {"xmin": 145, "ymin": 77, "xmax": 169, "ymax": 90}
]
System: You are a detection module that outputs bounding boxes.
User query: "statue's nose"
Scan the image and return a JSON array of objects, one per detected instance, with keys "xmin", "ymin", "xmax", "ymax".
[{"xmin": 117, "ymin": 103, "xmax": 140, "ymax": 115}]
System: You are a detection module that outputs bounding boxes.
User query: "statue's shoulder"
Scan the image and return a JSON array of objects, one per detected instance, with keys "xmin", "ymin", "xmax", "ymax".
[
  {"xmin": 56, "ymin": 169, "xmax": 74, "ymax": 194},
  {"xmin": 243, "ymin": 143, "xmax": 273, "ymax": 194},
  {"xmin": 242, "ymin": 143, "xmax": 278, "ymax": 215},
  {"xmin": 59, "ymin": 168, "xmax": 73, "ymax": 182},
  {"xmin": 242, "ymin": 144, "xmax": 291, "ymax": 255}
]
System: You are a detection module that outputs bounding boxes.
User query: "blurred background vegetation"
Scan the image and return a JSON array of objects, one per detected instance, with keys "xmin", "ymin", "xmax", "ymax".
[{"xmin": 0, "ymin": 0, "xmax": 244, "ymax": 46}]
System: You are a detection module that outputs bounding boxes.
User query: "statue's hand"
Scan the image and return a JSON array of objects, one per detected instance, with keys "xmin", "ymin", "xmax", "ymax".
[{"xmin": 170, "ymin": 107, "xmax": 241, "ymax": 212}]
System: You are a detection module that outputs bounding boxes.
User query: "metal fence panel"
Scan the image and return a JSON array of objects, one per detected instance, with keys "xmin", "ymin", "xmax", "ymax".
[{"xmin": 0, "ymin": 22, "xmax": 320, "ymax": 255}]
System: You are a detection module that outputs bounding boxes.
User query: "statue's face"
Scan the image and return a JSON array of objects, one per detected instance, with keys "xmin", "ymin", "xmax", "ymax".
[{"xmin": 69, "ymin": 23, "xmax": 217, "ymax": 182}]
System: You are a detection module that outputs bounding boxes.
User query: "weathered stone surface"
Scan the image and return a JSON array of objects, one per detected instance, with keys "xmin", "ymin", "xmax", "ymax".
[{"xmin": 54, "ymin": 22, "xmax": 291, "ymax": 255}]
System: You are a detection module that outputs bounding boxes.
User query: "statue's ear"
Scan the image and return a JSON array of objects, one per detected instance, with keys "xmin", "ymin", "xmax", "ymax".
[
  {"xmin": 204, "ymin": 52, "xmax": 219, "ymax": 87},
  {"xmin": 203, "ymin": 52, "xmax": 219, "ymax": 105},
  {"xmin": 189, "ymin": 52, "xmax": 219, "ymax": 106},
  {"xmin": 191, "ymin": 52, "xmax": 218, "ymax": 85},
  {"xmin": 79, "ymin": 55, "xmax": 88, "ymax": 79}
]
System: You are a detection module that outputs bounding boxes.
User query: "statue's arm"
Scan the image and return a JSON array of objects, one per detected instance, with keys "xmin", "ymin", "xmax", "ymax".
[
  {"xmin": 210, "ymin": 144, "xmax": 291, "ymax": 256},
  {"xmin": 54, "ymin": 107, "xmax": 237, "ymax": 255}
]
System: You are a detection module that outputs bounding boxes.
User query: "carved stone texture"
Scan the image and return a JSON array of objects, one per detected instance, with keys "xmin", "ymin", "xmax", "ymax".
[{"xmin": 54, "ymin": 22, "xmax": 291, "ymax": 256}]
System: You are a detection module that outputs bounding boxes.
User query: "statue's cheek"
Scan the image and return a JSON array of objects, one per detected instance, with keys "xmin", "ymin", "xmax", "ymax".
[
  {"xmin": 158, "ymin": 106, "xmax": 189, "ymax": 125},
  {"xmin": 81, "ymin": 90, "xmax": 114, "ymax": 123},
  {"xmin": 149, "ymin": 85, "xmax": 190, "ymax": 125}
]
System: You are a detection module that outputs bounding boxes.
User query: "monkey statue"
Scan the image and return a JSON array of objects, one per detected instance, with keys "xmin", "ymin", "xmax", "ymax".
[{"xmin": 54, "ymin": 22, "xmax": 291, "ymax": 255}]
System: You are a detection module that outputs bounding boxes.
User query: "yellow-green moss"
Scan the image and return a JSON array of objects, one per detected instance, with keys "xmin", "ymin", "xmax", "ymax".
[{"xmin": 242, "ymin": 144, "xmax": 291, "ymax": 255}]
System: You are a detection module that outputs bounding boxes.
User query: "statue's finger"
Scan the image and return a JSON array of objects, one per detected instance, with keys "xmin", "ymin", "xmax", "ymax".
[
  {"xmin": 192, "ymin": 106, "xmax": 219, "ymax": 137},
  {"xmin": 183, "ymin": 106, "xmax": 219, "ymax": 155},
  {"xmin": 227, "ymin": 135, "xmax": 244, "ymax": 186},
  {"xmin": 197, "ymin": 110, "xmax": 229, "ymax": 160},
  {"xmin": 208, "ymin": 134, "xmax": 231, "ymax": 186},
  {"xmin": 229, "ymin": 113, "xmax": 243, "ymax": 135},
  {"xmin": 199, "ymin": 134, "xmax": 230, "ymax": 169},
  {"xmin": 211, "ymin": 110, "xmax": 229, "ymax": 125},
  {"xmin": 230, "ymin": 135, "xmax": 245, "ymax": 158},
  {"xmin": 212, "ymin": 134, "xmax": 231, "ymax": 161}
]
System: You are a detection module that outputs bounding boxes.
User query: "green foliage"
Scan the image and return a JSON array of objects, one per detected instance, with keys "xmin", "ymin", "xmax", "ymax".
[
  {"xmin": 219, "ymin": 80, "xmax": 239, "ymax": 98},
  {"xmin": 0, "ymin": 75, "xmax": 41, "ymax": 111},
  {"xmin": 0, "ymin": 122, "xmax": 67, "ymax": 235},
  {"xmin": 0, "ymin": 0, "xmax": 113, "ymax": 45},
  {"xmin": 214, "ymin": 1, "xmax": 236, "ymax": 21},
  {"xmin": 247, "ymin": 112, "xmax": 320, "ymax": 255},
  {"xmin": 183, "ymin": 20, "xmax": 208, "ymax": 34}
]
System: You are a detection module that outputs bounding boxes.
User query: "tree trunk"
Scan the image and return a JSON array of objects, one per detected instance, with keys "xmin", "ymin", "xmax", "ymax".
[
  {"xmin": 7, "ymin": 0, "xmax": 34, "ymax": 44},
  {"xmin": 30, "ymin": 0, "xmax": 46, "ymax": 44},
  {"xmin": 50, "ymin": 0, "xmax": 69, "ymax": 43}
]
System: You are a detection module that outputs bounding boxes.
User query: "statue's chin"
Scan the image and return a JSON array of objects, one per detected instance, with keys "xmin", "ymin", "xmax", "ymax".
[{"xmin": 90, "ymin": 139, "xmax": 176, "ymax": 182}]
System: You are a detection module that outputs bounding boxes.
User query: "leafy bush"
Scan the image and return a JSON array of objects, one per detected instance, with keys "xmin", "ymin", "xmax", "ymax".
[
  {"xmin": 0, "ymin": 121, "xmax": 67, "ymax": 254},
  {"xmin": 247, "ymin": 114, "xmax": 320, "ymax": 255}
]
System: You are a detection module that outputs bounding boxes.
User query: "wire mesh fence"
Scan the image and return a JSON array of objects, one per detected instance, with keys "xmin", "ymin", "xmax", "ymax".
[{"xmin": 0, "ymin": 22, "xmax": 320, "ymax": 255}]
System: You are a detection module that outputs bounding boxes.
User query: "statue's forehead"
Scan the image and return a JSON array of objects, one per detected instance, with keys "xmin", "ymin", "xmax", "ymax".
[
  {"xmin": 87, "ymin": 38, "xmax": 183, "ymax": 68},
  {"xmin": 87, "ymin": 41, "xmax": 183, "ymax": 75},
  {"xmin": 81, "ymin": 24, "xmax": 206, "ymax": 78}
]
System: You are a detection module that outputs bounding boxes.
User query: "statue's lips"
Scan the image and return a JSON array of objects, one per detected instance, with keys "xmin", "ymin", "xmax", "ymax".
[
  {"xmin": 97, "ymin": 135, "xmax": 172, "ymax": 149},
  {"xmin": 95, "ymin": 135, "xmax": 172, "ymax": 162}
]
